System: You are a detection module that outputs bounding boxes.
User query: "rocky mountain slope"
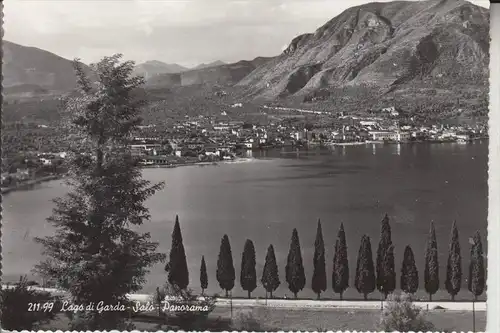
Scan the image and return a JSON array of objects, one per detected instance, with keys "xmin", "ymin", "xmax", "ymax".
[
  {"xmin": 133, "ymin": 60, "xmax": 187, "ymax": 79},
  {"xmin": 2, "ymin": 41, "xmax": 91, "ymax": 96},
  {"xmin": 237, "ymin": 0, "xmax": 489, "ymax": 101}
]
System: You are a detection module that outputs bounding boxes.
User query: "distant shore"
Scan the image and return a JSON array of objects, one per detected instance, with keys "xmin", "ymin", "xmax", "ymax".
[
  {"xmin": 1, "ymin": 174, "xmax": 63, "ymax": 195},
  {"xmin": 0, "ymin": 158, "xmax": 247, "ymax": 194}
]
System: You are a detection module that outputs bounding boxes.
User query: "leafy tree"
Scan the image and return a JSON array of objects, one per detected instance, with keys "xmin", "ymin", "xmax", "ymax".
[
  {"xmin": 376, "ymin": 214, "xmax": 394, "ymax": 298},
  {"xmin": 400, "ymin": 245, "xmax": 419, "ymax": 294},
  {"xmin": 445, "ymin": 221, "xmax": 462, "ymax": 301},
  {"xmin": 355, "ymin": 235, "xmax": 376, "ymax": 300},
  {"xmin": 379, "ymin": 292, "xmax": 434, "ymax": 332},
  {"xmin": 468, "ymin": 231, "xmax": 485, "ymax": 300},
  {"xmin": 240, "ymin": 239, "xmax": 257, "ymax": 298},
  {"xmin": 0, "ymin": 276, "xmax": 61, "ymax": 330},
  {"xmin": 261, "ymin": 244, "xmax": 280, "ymax": 298},
  {"xmin": 216, "ymin": 234, "xmax": 235, "ymax": 297},
  {"xmin": 424, "ymin": 222, "xmax": 439, "ymax": 301},
  {"xmin": 200, "ymin": 256, "xmax": 208, "ymax": 296},
  {"xmin": 166, "ymin": 215, "xmax": 189, "ymax": 289},
  {"xmin": 380, "ymin": 244, "xmax": 396, "ymax": 298},
  {"xmin": 285, "ymin": 228, "xmax": 306, "ymax": 299},
  {"xmin": 332, "ymin": 223, "xmax": 349, "ymax": 300},
  {"xmin": 33, "ymin": 55, "xmax": 166, "ymax": 330},
  {"xmin": 312, "ymin": 219, "xmax": 326, "ymax": 299}
]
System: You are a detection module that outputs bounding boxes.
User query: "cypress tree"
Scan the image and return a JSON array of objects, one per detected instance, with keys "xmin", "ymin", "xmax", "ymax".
[
  {"xmin": 424, "ymin": 222, "xmax": 439, "ymax": 301},
  {"xmin": 216, "ymin": 234, "xmax": 235, "ymax": 297},
  {"xmin": 240, "ymin": 239, "xmax": 257, "ymax": 298},
  {"xmin": 312, "ymin": 219, "xmax": 327, "ymax": 299},
  {"xmin": 376, "ymin": 214, "xmax": 394, "ymax": 298},
  {"xmin": 355, "ymin": 235, "xmax": 376, "ymax": 300},
  {"xmin": 261, "ymin": 244, "xmax": 280, "ymax": 298},
  {"xmin": 445, "ymin": 221, "xmax": 462, "ymax": 301},
  {"xmin": 400, "ymin": 245, "xmax": 419, "ymax": 294},
  {"xmin": 468, "ymin": 231, "xmax": 485, "ymax": 301},
  {"xmin": 167, "ymin": 215, "xmax": 189, "ymax": 289},
  {"xmin": 285, "ymin": 228, "xmax": 306, "ymax": 299},
  {"xmin": 332, "ymin": 223, "xmax": 349, "ymax": 300},
  {"xmin": 380, "ymin": 244, "xmax": 396, "ymax": 297},
  {"xmin": 200, "ymin": 256, "xmax": 208, "ymax": 296}
]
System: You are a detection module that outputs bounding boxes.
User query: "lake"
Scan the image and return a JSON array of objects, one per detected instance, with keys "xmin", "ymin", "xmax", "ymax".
[{"xmin": 2, "ymin": 142, "xmax": 488, "ymax": 300}]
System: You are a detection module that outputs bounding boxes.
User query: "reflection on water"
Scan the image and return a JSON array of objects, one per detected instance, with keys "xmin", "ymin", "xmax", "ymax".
[{"xmin": 1, "ymin": 142, "xmax": 488, "ymax": 299}]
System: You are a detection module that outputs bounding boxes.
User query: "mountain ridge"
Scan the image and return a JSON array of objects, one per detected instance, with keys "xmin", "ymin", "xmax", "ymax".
[
  {"xmin": 2, "ymin": 40, "xmax": 92, "ymax": 95},
  {"xmin": 193, "ymin": 60, "xmax": 226, "ymax": 70},
  {"xmin": 236, "ymin": 0, "xmax": 489, "ymax": 101},
  {"xmin": 2, "ymin": 0, "xmax": 489, "ymax": 119},
  {"xmin": 133, "ymin": 60, "xmax": 188, "ymax": 79}
]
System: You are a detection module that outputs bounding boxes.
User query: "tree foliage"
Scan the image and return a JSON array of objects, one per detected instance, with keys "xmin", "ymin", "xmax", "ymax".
[
  {"xmin": 33, "ymin": 54, "xmax": 166, "ymax": 330},
  {"xmin": 376, "ymin": 214, "xmax": 394, "ymax": 298},
  {"xmin": 379, "ymin": 292, "xmax": 435, "ymax": 332},
  {"xmin": 400, "ymin": 245, "xmax": 419, "ymax": 294},
  {"xmin": 332, "ymin": 223, "xmax": 349, "ymax": 300},
  {"xmin": 312, "ymin": 220, "xmax": 327, "ymax": 299},
  {"xmin": 0, "ymin": 276, "xmax": 61, "ymax": 330},
  {"xmin": 445, "ymin": 221, "xmax": 462, "ymax": 300},
  {"xmin": 240, "ymin": 239, "xmax": 257, "ymax": 298},
  {"xmin": 167, "ymin": 215, "xmax": 189, "ymax": 289},
  {"xmin": 261, "ymin": 244, "xmax": 280, "ymax": 298},
  {"xmin": 200, "ymin": 256, "xmax": 208, "ymax": 295},
  {"xmin": 216, "ymin": 234, "xmax": 235, "ymax": 296},
  {"xmin": 285, "ymin": 228, "xmax": 306, "ymax": 298},
  {"xmin": 424, "ymin": 222, "xmax": 439, "ymax": 301},
  {"xmin": 468, "ymin": 231, "xmax": 485, "ymax": 300},
  {"xmin": 355, "ymin": 235, "xmax": 376, "ymax": 300},
  {"xmin": 380, "ymin": 244, "xmax": 396, "ymax": 298}
]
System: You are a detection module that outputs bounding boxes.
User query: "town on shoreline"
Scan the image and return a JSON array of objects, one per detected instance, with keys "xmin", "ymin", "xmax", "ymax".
[{"xmin": 1, "ymin": 105, "xmax": 488, "ymax": 191}]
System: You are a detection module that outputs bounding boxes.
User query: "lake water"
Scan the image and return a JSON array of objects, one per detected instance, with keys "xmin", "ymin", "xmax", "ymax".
[{"xmin": 2, "ymin": 142, "xmax": 488, "ymax": 300}]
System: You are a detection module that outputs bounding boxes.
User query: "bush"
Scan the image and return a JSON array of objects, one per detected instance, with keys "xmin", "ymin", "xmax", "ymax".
[
  {"xmin": 153, "ymin": 282, "xmax": 216, "ymax": 330},
  {"xmin": 379, "ymin": 292, "xmax": 435, "ymax": 332},
  {"xmin": 0, "ymin": 276, "xmax": 61, "ymax": 330},
  {"xmin": 231, "ymin": 310, "xmax": 264, "ymax": 331}
]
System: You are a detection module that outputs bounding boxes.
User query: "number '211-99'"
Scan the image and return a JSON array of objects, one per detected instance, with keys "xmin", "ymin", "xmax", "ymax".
[{"xmin": 28, "ymin": 302, "xmax": 55, "ymax": 312}]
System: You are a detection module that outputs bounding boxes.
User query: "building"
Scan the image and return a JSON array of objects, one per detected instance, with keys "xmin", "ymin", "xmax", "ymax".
[
  {"xmin": 369, "ymin": 131, "xmax": 411, "ymax": 142},
  {"xmin": 129, "ymin": 144, "xmax": 162, "ymax": 156},
  {"xmin": 204, "ymin": 144, "xmax": 221, "ymax": 157},
  {"xmin": 360, "ymin": 121, "xmax": 378, "ymax": 127}
]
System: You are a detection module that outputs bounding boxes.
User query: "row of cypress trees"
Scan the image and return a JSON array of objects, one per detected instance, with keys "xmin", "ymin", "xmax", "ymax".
[{"xmin": 167, "ymin": 214, "xmax": 485, "ymax": 301}]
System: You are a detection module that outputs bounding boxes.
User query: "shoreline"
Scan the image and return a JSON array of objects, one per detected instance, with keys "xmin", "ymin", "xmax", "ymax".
[
  {"xmin": 1, "ymin": 174, "xmax": 63, "ymax": 195},
  {"xmin": 3, "ymin": 139, "xmax": 487, "ymax": 193},
  {"xmin": 0, "ymin": 158, "xmax": 249, "ymax": 194},
  {"xmin": 0, "ymin": 284, "xmax": 486, "ymax": 312}
]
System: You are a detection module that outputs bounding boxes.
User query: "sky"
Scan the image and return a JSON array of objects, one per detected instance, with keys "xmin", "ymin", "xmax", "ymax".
[{"xmin": 4, "ymin": 0, "xmax": 489, "ymax": 68}]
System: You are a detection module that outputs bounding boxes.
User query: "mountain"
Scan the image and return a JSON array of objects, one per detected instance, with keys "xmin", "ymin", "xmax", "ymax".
[
  {"xmin": 193, "ymin": 60, "xmax": 226, "ymax": 70},
  {"xmin": 133, "ymin": 60, "xmax": 188, "ymax": 79},
  {"xmin": 145, "ymin": 56, "xmax": 273, "ymax": 88},
  {"xmin": 2, "ymin": 40, "xmax": 91, "ymax": 96},
  {"xmin": 237, "ymin": 0, "xmax": 489, "ymax": 104}
]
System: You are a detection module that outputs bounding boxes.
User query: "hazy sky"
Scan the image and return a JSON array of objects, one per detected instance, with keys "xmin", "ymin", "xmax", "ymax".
[{"xmin": 4, "ymin": 0, "xmax": 489, "ymax": 68}]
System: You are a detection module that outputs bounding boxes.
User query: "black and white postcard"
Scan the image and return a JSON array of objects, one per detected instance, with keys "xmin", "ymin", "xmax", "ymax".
[{"xmin": 0, "ymin": 0, "xmax": 493, "ymax": 331}]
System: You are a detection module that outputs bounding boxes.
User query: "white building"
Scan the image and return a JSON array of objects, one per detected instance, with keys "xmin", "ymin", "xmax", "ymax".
[{"xmin": 369, "ymin": 131, "xmax": 411, "ymax": 142}]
